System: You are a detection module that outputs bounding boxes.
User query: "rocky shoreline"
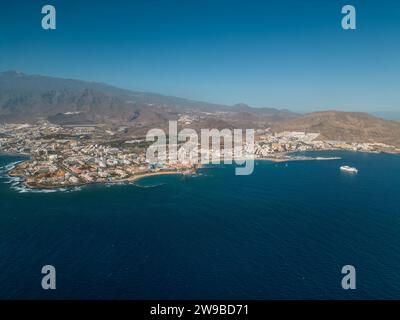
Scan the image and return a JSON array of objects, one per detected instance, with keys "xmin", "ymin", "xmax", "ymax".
[
  {"xmin": 7, "ymin": 163, "xmax": 190, "ymax": 190},
  {"xmin": 4, "ymin": 154, "xmax": 342, "ymax": 191}
]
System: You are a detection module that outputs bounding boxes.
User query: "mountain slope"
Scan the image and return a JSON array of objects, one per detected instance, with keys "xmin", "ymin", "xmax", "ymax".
[
  {"xmin": 1, "ymin": 71, "xmax": 399, "ymax": 147},
  {"xmin": 272, "ymin": 111, "xmax": 400, "ymax": 147},
  {"xmin": 0, "ymin": 71, "xmax": 296, "ymax": 126}
]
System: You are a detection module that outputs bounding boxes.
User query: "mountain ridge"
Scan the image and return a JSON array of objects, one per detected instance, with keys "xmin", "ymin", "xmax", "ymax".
[
  {"xmin": 1, "ymin": 71, "xmax": 400, "ymax": 147},
  {"xmin": 0, "ymin": 70, "xmax": 298, "ymax": 127},
  {"xmin": 272, "ymin": 111, "xmax": 400, "ymax": 147}
]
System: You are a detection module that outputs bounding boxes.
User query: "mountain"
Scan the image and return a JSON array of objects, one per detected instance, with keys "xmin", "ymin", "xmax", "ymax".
[
  {"xmin": 0, "ymin": 71, "xmax": 296, "ymax": 129},
  {"xmin": 272, "ymin": 111, "xmax": 400, "ymax": 147},
  {"xmin": 1, "ymin": 71, "xmax": 400, "ymax": 147}
]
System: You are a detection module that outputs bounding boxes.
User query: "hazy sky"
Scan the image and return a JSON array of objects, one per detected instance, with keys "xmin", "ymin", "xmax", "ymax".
[{"xmin": 1, "ymin": 0, "xmax": 400, "ymax": 113}]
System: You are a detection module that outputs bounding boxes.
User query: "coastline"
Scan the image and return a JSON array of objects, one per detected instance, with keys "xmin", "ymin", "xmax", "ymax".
[
  {"xmin": 0, "ymin": 151, "xmax": 30, "ymax": 157},
  {"xmin": 13, "ymin": 170, "xmax": 186, "ymax": 190},
  {"xmin": 5, "ymin": 161, "xmax": 188, "ymax": 190},
  {"xmin": 1, "ymin": 149, "xmax": 399, "ymax": 191},
  {"xmin": 2, "ymin": 154, "xmax": 339, "ymax": 191},
  {"xmin": 256, "ymin": 156, "xmax": 342, "ymax": 162},
  {"xmin": 127, "ymin": 171, "xmax": 184, "ymax": 182}
]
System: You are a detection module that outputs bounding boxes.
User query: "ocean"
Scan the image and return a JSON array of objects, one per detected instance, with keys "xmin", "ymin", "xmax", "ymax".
[{"xmin": 0, "ymin": 151, "xmax": 399, "ymax": 299}]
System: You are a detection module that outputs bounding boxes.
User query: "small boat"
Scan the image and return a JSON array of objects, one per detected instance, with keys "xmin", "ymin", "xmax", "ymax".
[{"xmin": 340, "ymin": 165, "xmax": 358, "ymax": 173}]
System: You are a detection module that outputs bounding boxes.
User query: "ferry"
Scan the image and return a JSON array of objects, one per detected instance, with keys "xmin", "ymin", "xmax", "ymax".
[{"xmin": 340, "ymin": 165, "xmax": 358, "ymax": 173}]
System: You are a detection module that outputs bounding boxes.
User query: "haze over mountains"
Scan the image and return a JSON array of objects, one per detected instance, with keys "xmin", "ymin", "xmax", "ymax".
[
  {"xmin": 1, "ymin": 70, "xmax": 400, "ymax": 146},
  {"xmin": 0, "ymin": 70, "xmax": 296, "ymax": 126},
  {"xmin": 272, "ymin": 111, "xmax": 400, "ymax": 147}
]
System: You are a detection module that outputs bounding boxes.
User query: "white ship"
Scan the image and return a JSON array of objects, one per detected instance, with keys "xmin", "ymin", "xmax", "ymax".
[{"xmin": 340, "ymin": 165, "xmax": 358, "ymax": 173}]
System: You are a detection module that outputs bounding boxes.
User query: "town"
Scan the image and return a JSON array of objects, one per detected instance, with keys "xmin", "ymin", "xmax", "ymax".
[{"xmin": 0, "ymin": 122, "xmax": 398, "ymax": 189}]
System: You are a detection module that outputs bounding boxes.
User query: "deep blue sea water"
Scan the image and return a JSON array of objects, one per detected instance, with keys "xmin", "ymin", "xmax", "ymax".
[{"xmin": 0, "ymin": 151, "xmax": 400, "ymax": 299}]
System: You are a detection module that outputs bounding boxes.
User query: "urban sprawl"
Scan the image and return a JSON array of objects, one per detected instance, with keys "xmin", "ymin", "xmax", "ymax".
[{"xmin": 0, "ymin": 123, "xmax": 398, "ymax": 189}]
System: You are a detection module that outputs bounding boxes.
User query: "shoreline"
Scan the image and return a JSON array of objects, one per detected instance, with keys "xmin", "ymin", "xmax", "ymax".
[
  {"xmin": 2, "ymin": 155, "xmax": 340, "ymax": 191},
  {"xmin": 256, "ymin": 156, "xmax": 341, "ymax": 162},
  {"xmin": 128, "ymin": 171, "xmax": 184, "ymax": 182},
  {"xmin": 1, "ymin": 149, "xmax": 399, "ymax": 191},
  {"xmin": 5, "ymin": 160, "xmax": 191, "ymax": 190},
  {"xmin": 0, "ymin": 151, "xmax": 30, "ymax": 157},
  {"xmin": 9, "ymin": 170, "xmax": 188, "ymax": 190}
]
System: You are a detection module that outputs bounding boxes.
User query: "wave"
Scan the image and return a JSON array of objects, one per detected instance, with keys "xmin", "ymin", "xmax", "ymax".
[
  {"xmin": 11, "ymin": 184, "xmax": 58, "ymax": 193},
  {"xmin": 1, "ymin": 164, "xmax": 82, "ymax": 194},
  {"xmin": 132, "ymin": 182, "xmax": 165, "ymax": 188},
  {"xmin": 9, "ymin": 184, "xmax": 83, "ymax": 194},
  {"xmin": 1, "ymin": 159, "xmax": 85, "ymax": 194},
  {"xmin": 0, "ymin": 161, "xmax": 23, "ymax": 174}
]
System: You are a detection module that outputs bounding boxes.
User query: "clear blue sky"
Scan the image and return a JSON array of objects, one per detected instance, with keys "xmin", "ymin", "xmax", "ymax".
[{"xmin": 1, "ymin": 0, "xmax": 399, "ymax": 113}]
